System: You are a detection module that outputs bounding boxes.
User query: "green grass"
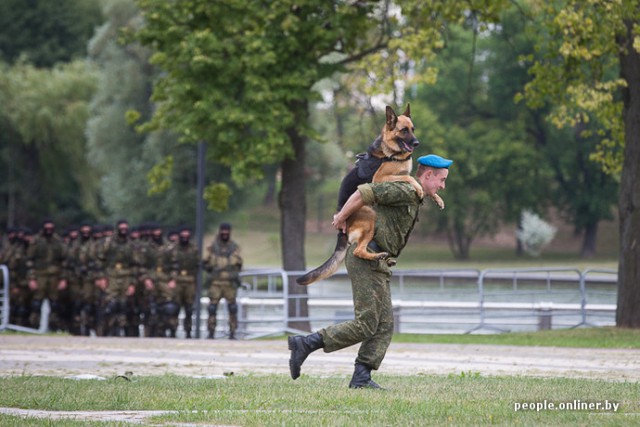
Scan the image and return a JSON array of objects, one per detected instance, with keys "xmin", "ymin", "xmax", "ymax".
[
  {"xmin": 391, "ymin": 326, "xmax": 640, "ymax": 348},
  {"xmin": 1, "ymin": 327, "xmax": 639, "ymax": 425},
  {"xmin": 0, "ymin": 374, "xmax": 638, "ymax": 426},
  {"xmin": 230, "ymin": 228, "xmax": 618, "ymax": 271}
]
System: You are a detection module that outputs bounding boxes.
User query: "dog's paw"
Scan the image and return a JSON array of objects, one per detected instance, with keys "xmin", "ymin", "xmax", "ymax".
[{"xmin": 432, "ymin": 194, "xmax": 445, "ymax": 210}]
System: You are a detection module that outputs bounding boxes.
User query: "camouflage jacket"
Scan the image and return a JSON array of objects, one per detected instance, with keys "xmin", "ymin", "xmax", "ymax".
[
  {"xmin": 204, "ymin": 238, "xmax": 242, "ymax": 282},
  {"xmin": 358, "ymin": 181, "xmax": 423, "ymax": 258},
  {"xmin": 26, "ymin": 233, "xmax": 67, "ymax": 277},
  {"xmin": 99, "ymin": 235, "xmax": 136, "ymax": 276},
  {"xmin": 168, "ymin": 241, "xmax": 199, "ymax": 279}
]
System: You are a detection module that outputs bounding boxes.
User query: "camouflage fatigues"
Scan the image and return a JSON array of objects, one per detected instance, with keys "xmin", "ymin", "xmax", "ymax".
[
  {"xmin": 163, "ymin": 240, "xmax": 198, "ymax": 337},
  {"xmin": 1, "ymin": 236, "xmax": 30, "ymax": 327},
  {"xmin": 319, "ymin": 181, "xmax": 422, "ymax": 370},
  {"xmin": 204, "ymin": 237, "xmax": 243, "ymax": 338},
  {"xmin": 97, "ymin": 234, "xmax": 137, "ymax": 336},
  {"xmin": 26, "ymin": 232, "xmax": 67, "ymax": 331},
  {"xmin": 135, "ymin": 237, "xmax": 164, "ymax": 337}
]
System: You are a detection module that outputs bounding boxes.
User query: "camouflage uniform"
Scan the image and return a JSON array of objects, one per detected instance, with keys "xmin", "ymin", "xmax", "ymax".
[
  {"xmin": 63, "ymin": 228, "xmax": 84, "ymax": 335},
  {"xmin": 74, "ymin": 225, "xmax": 97, "ymax": 336},
  {"xmin": 96, "ymin": 223, "xmax": 137, "ymax": 337},
  {"xmin": 1, "ymin": 229, "xmax": 30, "ymax": 327},
  {"xmin": 87, "ymin": 226, "xmax": 107, "ymax": 335},
  {"xmin": 133, "ymin": 230, "xmax": 163, "ymax": 337},
  {"xmin": 204, "ymin": 225, "xmax": 243, "ymax": 339},
  {"xmin": 163, "ymin": 230, "xmax": 198, "ymax": 338},
  {"xmin": 25, "ymin": 223, "xmax": 68, "ymax": 331},
  {"xmin": 319, "ymin": 181, "xmax": 422, "ymax": 370}
]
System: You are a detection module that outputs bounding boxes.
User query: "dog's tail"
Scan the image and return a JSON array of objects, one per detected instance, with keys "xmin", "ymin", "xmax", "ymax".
[{"xmin": 296, "ymin": 232, "xmax": 349, "ymax": 286}]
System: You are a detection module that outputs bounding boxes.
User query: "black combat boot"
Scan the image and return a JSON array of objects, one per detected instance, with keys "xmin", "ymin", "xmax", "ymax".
[
  {"xmin": 288, "ymin": 332, "xmax": 324, "ymax": 380},
  {"xmin": 349, "ymin": 362, "xmax": 384, "ymax": 389}
]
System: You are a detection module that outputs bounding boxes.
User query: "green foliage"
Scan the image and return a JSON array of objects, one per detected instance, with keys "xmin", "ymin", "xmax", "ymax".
[
  {"xmin": 85, "ymin": 0, "xmax": 248, "ymax": 226},
  {"xmin": 204, "ymin": 183, "xmax": 232, "ymax": 213},
  {"xmin": 146, "ymin": 155, "xmax": 173, "ymax": 196},
  {"xmin": 410, "ymin": 14, "xmax": 547, "ymax": 258},
  {"xmin": 0, "ymin": 0, "xmax": 103, "ymax": 67},
  {"xmin": 521, "ymin": 0, "xmax": 639, "ymax": 174},
  {"xmin": 0, "ymin": 60, "xmax": 100, "ymax": 226}
]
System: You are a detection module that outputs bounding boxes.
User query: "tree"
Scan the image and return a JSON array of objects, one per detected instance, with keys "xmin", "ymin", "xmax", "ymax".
[
  {"xmin": 409, "ymin": 20, "xmax": 548, "ymax": 259},
  {"xmin": 130, "ymin": 0, "xmax": 507, "ymax": 330},
  {"xmin": 86, "ymin": 0, "xmax": 245, "ymax": 226},
  {"xmin": 0, "ymin": 60, "xmax": 99, "ymax": 227},
  {"xmin": 521, "ymin": 0, "xmax": 640, "ymax": 327},
  {"xmin": 0, "ymin": 0, "xmax": 103, "ymax": 67}
]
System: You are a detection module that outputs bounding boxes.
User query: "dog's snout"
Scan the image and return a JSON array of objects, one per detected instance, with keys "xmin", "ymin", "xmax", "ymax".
[{"xmin": 412, "ymin": 139, "xmax": 420, "ymax": 147}]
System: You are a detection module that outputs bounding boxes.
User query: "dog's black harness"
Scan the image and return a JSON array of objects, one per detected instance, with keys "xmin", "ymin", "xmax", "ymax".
[{"xmin": 336, "ymin": 152, "xmax": 412, "ymax": 210}]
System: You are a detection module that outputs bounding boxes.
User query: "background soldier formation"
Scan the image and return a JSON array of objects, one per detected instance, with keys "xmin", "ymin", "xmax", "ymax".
[{"xmin": 0, "ymin": 219, "xmax": 242, "ymax": 339}]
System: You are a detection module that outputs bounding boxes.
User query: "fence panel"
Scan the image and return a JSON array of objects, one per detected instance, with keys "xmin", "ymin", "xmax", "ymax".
[
  {"xmin": 469, "ymin": 268, "xmax": 586, "ymax": 333},
  {"xmin": 0, "ymin": 265, "xmax": 8, "ymax": 330}
]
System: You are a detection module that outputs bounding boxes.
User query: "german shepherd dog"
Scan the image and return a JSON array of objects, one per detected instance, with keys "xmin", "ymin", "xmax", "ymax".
[{"xmin": 296, "ymin": 104, "xmax": 442, "ymax": 286}]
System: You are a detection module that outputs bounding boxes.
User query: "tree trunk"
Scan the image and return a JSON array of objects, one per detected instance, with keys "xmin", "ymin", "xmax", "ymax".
[
  {"xmin": 616, "ymin": 21, "xmax": 640, "ymax": 328},
  {"xmin": 446, "ymin": 219, "xmax": 471, "ymax": 260},
  {"xmin": 580, "ymin": 221, "xmax": 598, "ymax": 258},
  {"xmin": 280, "ymin": 101, "xmax": 311, "ymax": 332}
]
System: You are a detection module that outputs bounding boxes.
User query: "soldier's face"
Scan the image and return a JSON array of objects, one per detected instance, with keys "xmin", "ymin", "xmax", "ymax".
[
  {"xmin": 81, "ymin": 226, "xmax": 91, "ymax": 238},
  {"xmin": 118, "ymin": 225, "xmax": 128, "ymax": 236},
  {"xmin": 43, "ymin": 223, "xmax": 55, "ymax": 236},
  {"xmin": 220, "ymin": 231, "xmax": 230, "ymax": 242},
  {"xmin": 179, "ymin": 231, "xmax": 191, "ymax": 244}
]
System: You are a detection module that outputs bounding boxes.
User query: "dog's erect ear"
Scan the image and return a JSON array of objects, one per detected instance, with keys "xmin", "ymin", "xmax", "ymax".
[
  {"xmin": 403, "ymin": 103, "xmax": 411, "ymax": 118},
  {"xmin": 385, "ymin": 106, "xmax": 398, "ymax": 130}
]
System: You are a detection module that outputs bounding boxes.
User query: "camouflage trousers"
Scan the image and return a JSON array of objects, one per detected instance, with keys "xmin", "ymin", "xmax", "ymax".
[
  {"xmin": 319, "ymin": 244, "xmax": 393, "ymax": 370},
  {"xmin": 207, "ymin": 281, "xmax": 238, "ymax": 334},
  {"xmin": 30, "ymin": 272, "xmax": 68, "ymax": 331}
]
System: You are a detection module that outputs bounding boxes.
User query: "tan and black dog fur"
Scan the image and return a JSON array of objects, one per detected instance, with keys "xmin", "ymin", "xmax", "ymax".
[{"xmin": 296, "ymin": 105, "xmax": 443, "ymax": 286}]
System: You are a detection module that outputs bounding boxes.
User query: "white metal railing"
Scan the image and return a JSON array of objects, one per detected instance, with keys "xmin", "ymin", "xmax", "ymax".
[
  {"xmin": 0, "ymin": 265, "xmax": 8, "ymax": 330},
  {"xmin": 2, "ymin": 266, "xmax": 619, "ymax": 337}
]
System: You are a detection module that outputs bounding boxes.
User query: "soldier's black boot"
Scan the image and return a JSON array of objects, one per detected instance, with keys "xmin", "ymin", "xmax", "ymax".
[
  {"xmin": 288, "ymin": 332, "xmax": 324, "ymax": 380},
  {"xmin": 349, "ymin": 362, "xmax": 384, "ymax": 389}
]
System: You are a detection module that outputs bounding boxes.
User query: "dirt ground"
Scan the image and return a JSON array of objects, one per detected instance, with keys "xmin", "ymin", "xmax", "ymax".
[
  {"xmin": 1, "ymin": 334, "xmax": 639, "ymax": 380},
  {"xmin": 1, "ymin": 335, "xmax": 639, "ymax": 424}
]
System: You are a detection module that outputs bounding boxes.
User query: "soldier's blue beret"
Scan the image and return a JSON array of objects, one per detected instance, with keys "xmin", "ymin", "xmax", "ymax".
[{"xmin": 417, "ymin": 154, "xmax": 453, "ymax": 169}]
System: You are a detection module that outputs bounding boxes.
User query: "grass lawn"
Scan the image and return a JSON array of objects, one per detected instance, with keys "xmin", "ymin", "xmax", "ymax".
[
  {"xmin": 392, "ymin": 326, "xmax": 640, "ymax": 348},
  {"xmin": 1, "ymin": 373, "xmax": 638, "ymax": 426},
  {"xmin": 1, "ymin": 327, "xmax": 639, "ymax": 426}
]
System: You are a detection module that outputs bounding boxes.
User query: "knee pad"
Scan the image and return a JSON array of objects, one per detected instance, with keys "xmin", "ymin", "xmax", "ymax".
[
  {"xmin": 227, "ymin": 303, "xmax": 238, "ymax": 315},
  {"xmin": 163, "ymin": 302, "xmax": 180, "ymax": 317},
  {"xmin": 207, "ymin": 304, "xmax": 218, "ymax": 316}
]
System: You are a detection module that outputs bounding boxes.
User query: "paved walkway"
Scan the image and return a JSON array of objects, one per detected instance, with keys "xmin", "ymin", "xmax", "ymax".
[{"xmin": 1, "ymin": 335, "xmax": 639, "ymax": 380}]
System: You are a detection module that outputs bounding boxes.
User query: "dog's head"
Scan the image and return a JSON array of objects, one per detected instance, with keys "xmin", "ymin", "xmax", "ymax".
[{"xmin": 380, "ymin": 104, "xmax": 419, "ymax": 158}]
